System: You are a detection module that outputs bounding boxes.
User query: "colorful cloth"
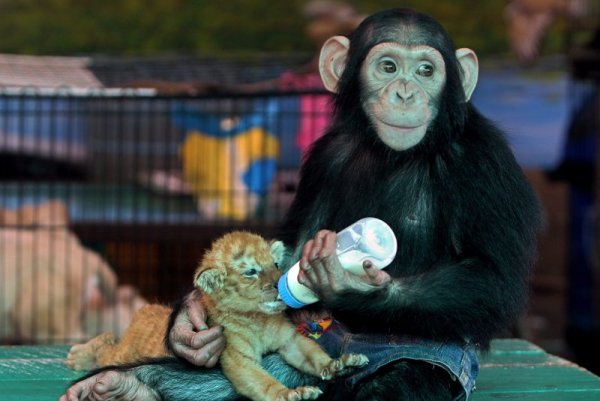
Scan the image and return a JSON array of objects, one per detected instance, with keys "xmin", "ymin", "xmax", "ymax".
[
  {"xmin": 295, "ymin": 317, "xmax": 336, "ymax": 340},
  {"xmin": 172, "ymin": 101, "xmax": 280, "ymax": 220}
]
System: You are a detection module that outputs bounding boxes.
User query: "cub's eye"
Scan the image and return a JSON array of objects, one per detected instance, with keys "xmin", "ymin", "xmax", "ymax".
[
  {"xmin": 243, "ymin": 268, "xmax": 258, "ymax": 277},
  {"xmin": 416, "ymin": 63, "xmax": 434, "ymax": 77},
  {"xmin": 378, "ymin": 59, "xmax": 397, "ymax": 74}
]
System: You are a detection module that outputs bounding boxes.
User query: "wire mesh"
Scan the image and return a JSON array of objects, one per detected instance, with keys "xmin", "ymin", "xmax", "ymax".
[{"xmin": 0, "ymin": 87, "xmax": 331, "ymax": 344}]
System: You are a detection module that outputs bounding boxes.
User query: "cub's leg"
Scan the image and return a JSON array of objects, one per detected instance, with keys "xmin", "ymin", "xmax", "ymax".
[
  {"xmin": 320, "ymin": 352, "xmax": 370, "ymax": 380},
  {"xmin": 277, "ymin": 327, "xmax": 369, "ymax": 380},
  {"xmin": 67, "ymin": 332, "xmax": 116, "ymax": 370},
  {"xmin": 220, "ymin": 347, "xmax": 322, "ymax": 401}
]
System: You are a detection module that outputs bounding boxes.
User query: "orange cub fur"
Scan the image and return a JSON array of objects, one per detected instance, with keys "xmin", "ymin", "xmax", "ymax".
[
  {"xmin": 67, "ymin": 231, "xmax": 368, "ymax": 401},
  {"xmin": 67, "ymin": 303, "xmax": 171, "ymax": 370},
  {"xmin": 194, "ymin": 231, "xmax": 368, "ymax": 401}
]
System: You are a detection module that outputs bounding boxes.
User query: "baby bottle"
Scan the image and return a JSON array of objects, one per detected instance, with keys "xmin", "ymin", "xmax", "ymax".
[{"xmin": 277, "ymin": 217, "xmax": 397, "ymax": 308}]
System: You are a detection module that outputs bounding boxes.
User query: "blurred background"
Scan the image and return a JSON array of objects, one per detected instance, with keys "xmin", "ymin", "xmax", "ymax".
[{"xmin": 0, "ymin": 0, "xmax": 598, "ymax": 377}]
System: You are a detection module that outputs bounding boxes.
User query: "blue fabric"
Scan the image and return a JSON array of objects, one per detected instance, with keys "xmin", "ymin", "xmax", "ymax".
[
  {"xmin": 242, "ymin": 158, "xmax": 277, "ymax": 194},
  {"xmin": 312, "ymin": 321, "xmax": 479, "ymax": 400}
]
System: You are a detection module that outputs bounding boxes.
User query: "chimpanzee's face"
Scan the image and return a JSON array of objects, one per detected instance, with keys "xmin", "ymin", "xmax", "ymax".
[{"xmin": 360, "ymin": 42, "xmax": 446, "ymax": 151}]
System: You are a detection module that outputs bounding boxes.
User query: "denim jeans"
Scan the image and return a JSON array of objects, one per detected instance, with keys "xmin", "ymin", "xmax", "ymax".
[{"xmin": 302, "ymin": 320, "xmax": 479, "ymax": 400}]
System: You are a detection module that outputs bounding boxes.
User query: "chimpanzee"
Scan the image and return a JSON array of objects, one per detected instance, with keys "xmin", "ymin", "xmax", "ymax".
[{"xmin": 60, "ymin": 8, "xmax": 542, "ymax": 401}]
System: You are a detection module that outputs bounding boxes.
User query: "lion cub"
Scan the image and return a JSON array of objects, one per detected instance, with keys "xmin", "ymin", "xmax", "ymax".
[
  {"xmin": 67, "ymin": 231, "xmax": 368, "ymax": 401},
  {"xmin": 194, "ymin": 231, "xmax": 368, "ymax": 401}
]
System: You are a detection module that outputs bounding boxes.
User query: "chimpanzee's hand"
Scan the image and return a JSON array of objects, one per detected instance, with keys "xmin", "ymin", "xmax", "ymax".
[
  {"xmin": 168, "ymin": 289, "xmax": 226, "ymax": 367},
  {"xmin": 297, "ymin": 230, "xmax": 391, "ymax": 303}
]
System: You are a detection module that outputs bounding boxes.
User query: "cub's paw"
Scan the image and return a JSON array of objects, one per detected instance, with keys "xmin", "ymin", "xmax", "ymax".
[
  {"xmin": 66, "ymin": 332, "xmax": 115, "ymax": 371},
  {"xmin": 275, "ymin": 386, "xmax": 323, "ymax": 401},
  {"xmin": 66, "ymin": 343, "xmax": 96, "ymax": 371},
  {"xmin": 320, "ymin": 353, "xmax": 369, "ymax": 380}
]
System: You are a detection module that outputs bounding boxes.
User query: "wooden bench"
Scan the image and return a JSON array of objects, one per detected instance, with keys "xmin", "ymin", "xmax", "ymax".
[{"xmin": 1, "ymin": 339, "xmax": 599, "ymax": 400}]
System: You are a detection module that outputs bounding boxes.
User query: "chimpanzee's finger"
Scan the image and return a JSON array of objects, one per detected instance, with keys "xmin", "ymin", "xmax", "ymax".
[{"xmin": 362, "ymin": 260, "xmax": 392, "ymax": 286}]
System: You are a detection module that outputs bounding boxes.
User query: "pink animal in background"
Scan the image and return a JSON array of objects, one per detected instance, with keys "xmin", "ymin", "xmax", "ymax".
[{"xmin": 0, "ymin": 200, "xmax": 146, "ymax": 344}]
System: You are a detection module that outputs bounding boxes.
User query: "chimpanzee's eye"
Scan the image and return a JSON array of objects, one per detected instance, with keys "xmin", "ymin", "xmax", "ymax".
[
  {"xmin": 417, "ymin": 63, "xmax": 434, "ymax": 77},
  {"xmin": 379, "ymin": 59, "xmax": 397, "ymax": 74}
]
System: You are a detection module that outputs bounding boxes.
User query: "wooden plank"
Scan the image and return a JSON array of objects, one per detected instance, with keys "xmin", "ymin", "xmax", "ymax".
[
  {"xmin": 481, "ymin": 345, "xmax": 571, "ymax": 367},
  {"xmin": 0, "ymin": 380, "xmax": 74, "ymax": 401},
  {"xmin": 0, "ymin": 353, "xmax": 83, "ymax": 400},
  {"xmin": 475, "ymin": 366, "xmax": 600, "ymax": 393},
  {"xmin": 486, "ymin": 338, "xmax": 544, "ymax": 353},
  {"xmin": 0, "ymin": 345, "xmax": 70, "ymax": 360},
  {"xmin": 480, "ymin": 352, "xmax": 567, "ymax": 367},
  {"xmin": 0, "ymin": 359, "xmax": 81, "ymax": 381},
  {"xmin": 0, "ymin": 341, "xmax": 599, "ymax": 401},
  {"xmin": 0, "ymin": 345, "xmax": 82, "ymax": 400},
  {"xmin": 472, "ymin": 389, "xmax": 600, "ymax": 400},
  {"xmin": 0, "ymin": 345, "xmax": 80, "ymax": 384},
  {"xmin": 473, "ymin": 340, "xmax": 600, "ymax": 400},
  {"xmin": 479, "ymin": 339, "xmax": 562, "ymax": 366}
]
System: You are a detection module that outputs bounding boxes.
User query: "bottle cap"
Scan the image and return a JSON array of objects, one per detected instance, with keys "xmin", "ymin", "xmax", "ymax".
[{"xmin": 277, "ymin": 273, "xmax": 307, "ymax": 309}]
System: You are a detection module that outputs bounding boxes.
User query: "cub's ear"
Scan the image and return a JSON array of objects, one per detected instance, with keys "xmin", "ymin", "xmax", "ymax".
[
  {"xmin": 270, "ymin": 240, "xmax": 286, "ymax": 267},
  {"xmin": 194, "ymin": 267, "xmax": 226, "ymax": 294}
]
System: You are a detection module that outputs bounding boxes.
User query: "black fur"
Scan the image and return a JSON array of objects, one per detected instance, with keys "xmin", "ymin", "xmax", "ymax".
[
  {"xmin": 276, "ymin": 8, "xmax": 542, "ymax": 401},
  {"xmin": 353, "ymin": 361, "xmax": 456, "ymax": 401},
  {"xmin": 66, "ymin": 9, "xmax": 542, "ymax": 401},
  {"xmin": 279, "ymin": 7, "xmax": 541, "ymax": 347}
]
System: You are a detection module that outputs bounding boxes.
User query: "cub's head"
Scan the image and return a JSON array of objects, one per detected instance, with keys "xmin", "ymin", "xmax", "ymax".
[{"xmin": 194, "ymin": 231, "xmax": 286, "ymax": 315}]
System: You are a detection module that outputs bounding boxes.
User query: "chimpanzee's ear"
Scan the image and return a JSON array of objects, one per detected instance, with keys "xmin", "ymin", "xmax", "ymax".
[
  {"xmin": 194, "ymin": 266, "xmax": 226, "ymax": 294},
  {"xmin": 319, "ymin": 35, "xmax": 350, "ymax": 93},
  {"xmin": 455, "ymin": 48, "xmax": 479, "ymax": 102}
]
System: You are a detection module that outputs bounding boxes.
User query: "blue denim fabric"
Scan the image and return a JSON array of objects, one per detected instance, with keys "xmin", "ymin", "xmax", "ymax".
[{"xmin": 311, "ymin": 321, "xmax": 479, "ymax": 401}]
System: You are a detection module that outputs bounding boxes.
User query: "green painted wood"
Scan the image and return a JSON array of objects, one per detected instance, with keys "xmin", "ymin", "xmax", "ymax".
[
  {"xmin": 475, "ymin": 365, "xmax": 600, "ymax": 393},
  {"xmin": 483, "ymin": 339, "xmax": 547, "ymax": 359},
  {"xmin": 480, "ymin": 352, "xmax": 565, "ymax": 366},
  {"xmin": 0, "ymin": 380, "xmax": 75, "ymax": 401},
  {"xmin": 0, "ymin": 345, "xmax": 83, "ymax": 401},
  {"xmin": 0, "ymin": 345, "xmax": 70, "ymax": 360},
  {"xmin": 0, "ymin": 359, "xmax": 82, "ymax": 381},
  {"xmin": 471, "ymin": 390, "xmax": 600, "ymax": 400},
  {"xmin": 0, "ymin": 340, "xmax": 599, "ymax": 401},
  {"xmin": 486, "ymin": 338, "xmax": 543, "ymax": 353}
]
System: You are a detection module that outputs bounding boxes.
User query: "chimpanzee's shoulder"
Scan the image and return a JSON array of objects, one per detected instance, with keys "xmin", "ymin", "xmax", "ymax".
[{"xmin": 455, "ymin": 108, "xmax": 517, "ymax": 166}]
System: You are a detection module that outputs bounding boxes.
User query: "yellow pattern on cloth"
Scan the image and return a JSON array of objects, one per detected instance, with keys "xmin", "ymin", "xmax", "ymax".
[{"xmin": 180, "ymin": 128, "xmax": 279, "ymax": 220}]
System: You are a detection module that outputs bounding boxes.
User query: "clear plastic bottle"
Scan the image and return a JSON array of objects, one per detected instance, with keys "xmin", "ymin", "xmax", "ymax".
[{"xmin": 277, "ymin": 217, "xmax": 398, "ymax": 308}]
